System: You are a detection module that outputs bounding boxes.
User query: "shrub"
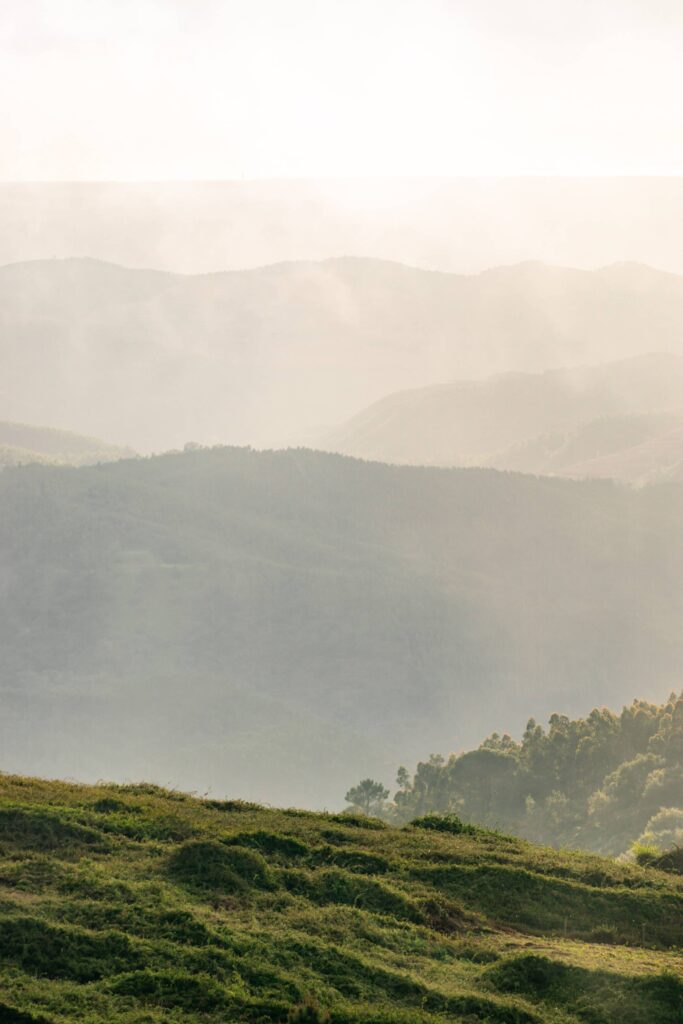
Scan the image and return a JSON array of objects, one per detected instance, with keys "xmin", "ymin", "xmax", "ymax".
[
  {"xmin": 225, "ymin": 831, "xmax": 309, "ymax": 861},
  {"xmin": 649, "ymin": 847, "xmax": 683, "ymax": 875},
  {"xmin": 486, "ymin": 954, "xmax": 571, "ymax": 995},
  {"xmin": 307, "ymin": 847, "xmax": 390, "ymax": 874},
  {"xmin": 409, "ymin": 814, "xmax": 477, "ymax": 836},
  {"xmin": 632, "ymin": 842, "xmax": 660, "ymax": 866},
  {"xmin": 0, "ymin": 1004, "xmax": 54, "ymax": 1023},
  {"xmin": 283, "ymin": 868, "xmax": 419, "ymax": 922},
  {"xmin": 92, "ymin": 797, "xmax": 139, "ymax": 814},
  {"xmin": 0, "ymin": 808, "xmax": 105, "ymax": 851},
  {"xmin": 205, "ymin": 798, "xmax": 262, "ymax": 813},
  {"xmin": 168, "ymin": 839, "xmax": 274, "ymax": 891},
  {"xmin": 287, "ymin": 998, "xmax": 331, "ymax": 1023},
  {"xmin": 111, "ymin": 970, "xmax": 229, "ymax": 1010},
  {"xmin": 0, "ymin": 917, "xmax": 140, "ymax": 981}
]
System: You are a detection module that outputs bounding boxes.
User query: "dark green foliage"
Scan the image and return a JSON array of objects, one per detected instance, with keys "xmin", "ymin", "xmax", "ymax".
[
  {"xmin": 111, "ymin": 970, "xmax": 229, "ymax": 1010},
  {"xmin": 0, "ymin": 916, "xmax": 140, "ymax": 981},
  {"xmin": 649, "ymin": 847, "xmax": 683, "ymax": 875},
  {"xmin": 226, "ymin": 830, "xmax": 309, "ymax": 861},
  {"xmin": 418, "ymin": 896, "xmax": 472, "ymax": 934},
  {"xmin": 487, "ymin": 955, "xmax": 575, "ymax": 996},
  {"xmin": 410, "ymin": 814, "xmax": 477, "ymax": 835},
  {"xmin": 486, "ymin": 955, "xmax": 683, "ymax": 1024},
  {"xmin": 307, "ymin": 846, "xmax": 391, "ymax": 874},
  {"xmin": 205, "ymin": 798, "xmax": 263, "ymax": 813},
  {"xmin": 282, "ymin": 868, "xmax": 420, "ymax": 922},
  {"xmin": 92, "ymin": 797, "xmax": 139, "ymax": 814},
  {"xmin": 0, "ymin": 807, "xmax": 105, "ymax": 852},
  {"xmin": 287, "ymin": 999, "xmax": 331, "ymax": 1023},
  {"xmin": 327, "ymin": 814, "xmax": 387, "ymax": 831},
  {"xmin": 169, "ymin": 839, "xmax": 274, "ymax": 892},
  {"xmin": 381, "ymin": 692, "xmax": 683, "ymax": 857},
  {"xmin": 0, "ymin": 1005, "xmax": 54, "ymax": 1024}
]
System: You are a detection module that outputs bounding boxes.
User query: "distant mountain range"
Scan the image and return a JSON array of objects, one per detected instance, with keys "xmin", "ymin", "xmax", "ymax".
[
  {"xmin": 324, "ymin": 354, "xmax": 683, "ymax": 484},
  {"xmin": 5, "ymin": 178, "xmax": 683, "ymax": 275},
  {"xmin": 5, "ymin": 257, "xmax": 683, "ymax": 453},
  {"xmin": 2, "ymin": 446, "xmax": 682, "ymax": 807},
  {"xmin": 0, "ymin": 420, "xmax": 135, "ymax": 469}
]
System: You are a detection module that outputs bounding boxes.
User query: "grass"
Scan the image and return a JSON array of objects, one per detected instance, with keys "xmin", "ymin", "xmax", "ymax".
[{"xmin": 0, "ymin": 775, "xmax": 681, "ymax": 1023}]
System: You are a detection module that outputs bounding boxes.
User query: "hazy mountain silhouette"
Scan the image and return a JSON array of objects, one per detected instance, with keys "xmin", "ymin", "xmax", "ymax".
[
  {"xmin": 6, "ymin": 179, "xmax": 683, "ymax": 275},
  {"xmin": 0, "ymin": 420, "xmax": 135, "ymax": 468},
  {"xmin": 6, "ymin": 258, "xmax": 683, "ymax": 452},
  {"xmin": 556, "ymin": 424, "xmax": 683, "ymax": 484},
  {"xmin": 1, "ymin": 446, "xmax": 682, "ymax": 806},
  {"xmin": 324, "ymin": 354, "xmax": 683, "ymax": 480}
]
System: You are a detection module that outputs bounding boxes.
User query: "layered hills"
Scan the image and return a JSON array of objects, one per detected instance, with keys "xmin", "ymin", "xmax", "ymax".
[
  {"xmin": 1, "ymin": 447, "xmax": 682, "ymax": 807},
  {"xmin": 325, "ymin": 354, "xmax": 683, "ymax": 483},
  {"xmin": 6, "ymin": 258, "xmax": 683, "ymax": 452}
]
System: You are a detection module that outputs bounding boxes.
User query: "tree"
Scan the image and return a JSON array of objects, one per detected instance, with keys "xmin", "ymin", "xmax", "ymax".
[{"xmin": 344, "ymin": 778, "xmax": 389, "ymax": 816}]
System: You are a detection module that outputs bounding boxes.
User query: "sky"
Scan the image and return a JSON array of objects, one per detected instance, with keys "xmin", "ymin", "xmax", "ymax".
[{"xmin": 2, "ymin": 0, "xmax": 683, "ymax": 180}]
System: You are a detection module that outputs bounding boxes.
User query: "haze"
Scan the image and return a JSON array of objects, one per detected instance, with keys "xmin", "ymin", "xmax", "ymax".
[{"xmin": 3, "ymin": 0, "xmax": 683, "ymax": 181}]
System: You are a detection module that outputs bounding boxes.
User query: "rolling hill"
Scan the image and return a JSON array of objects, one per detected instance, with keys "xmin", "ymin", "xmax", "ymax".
[
  {"xmin": 1, "ymin": 447, "xmax": 683, "ymax": 808},
  {"xmin": 6, "ymin": 258, "xmax": 683, "ymax": 452},
  {"xmin": 0, "ymin": 773, "xmax": 681, "ymax": 1024},
  {"xmin": 0, "ymin": 421, "xmax": 135, "ymax": 469},
  {"xmin": 323, "ymin": 354, "xmax": 683, "ymax": 481}
]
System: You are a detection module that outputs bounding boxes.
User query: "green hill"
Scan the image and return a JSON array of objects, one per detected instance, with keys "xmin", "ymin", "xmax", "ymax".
[
  {"xmin": 0, "ymin": 420, "xmax": 135, "ymax": 469},
  {"xmin": 0, "ymin": 773, "xmax": 681, "ymax": 1024},
  {"xmin": 2, "ymin": 446, "xmax": 683, "ymax": 807}
]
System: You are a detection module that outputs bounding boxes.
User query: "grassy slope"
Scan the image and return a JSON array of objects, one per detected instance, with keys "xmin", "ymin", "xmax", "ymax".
[{"xmin": 0, "ymin": 776, "xmax": 681, "ymax": 1024}]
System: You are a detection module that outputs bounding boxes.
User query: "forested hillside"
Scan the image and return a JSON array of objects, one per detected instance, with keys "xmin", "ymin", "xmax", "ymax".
[
  {"xmin": 0, "ymin": 773, "xmax": 681, "ymax": 1024},
  {"xmin": 348, "ymin": 693, "xmax": 683, "ymax": 856},
  {"xmin": 1, "ymin": 447, "xmax": 683, "ymax": 807}
]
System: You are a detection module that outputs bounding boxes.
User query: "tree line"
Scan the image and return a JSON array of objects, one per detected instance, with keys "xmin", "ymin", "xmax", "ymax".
[{"xmin": 345, "ymin": 691, "xmax": 683, "ymax": 857}]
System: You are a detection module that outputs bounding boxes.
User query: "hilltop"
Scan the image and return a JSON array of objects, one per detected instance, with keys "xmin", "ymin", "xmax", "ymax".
[
  {"xmin": 323, "ymin": 355, "xmax": 683, "ymax": 481},
  {"xmin": 0, "ymin": 420, "xmax": 135, "ymax": 469},
  {"xmin": 1, "ymin": 446, "xmax": 683, "ymax": 806},
  {"xmin": 0, "ymin": 773, "xmax": 681, "ymax": 1024}
]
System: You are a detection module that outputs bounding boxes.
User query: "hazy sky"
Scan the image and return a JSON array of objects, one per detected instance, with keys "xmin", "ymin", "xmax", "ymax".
[{"xmin": 2, "ymin": 0, "xmax": 683, "ymax": 180}]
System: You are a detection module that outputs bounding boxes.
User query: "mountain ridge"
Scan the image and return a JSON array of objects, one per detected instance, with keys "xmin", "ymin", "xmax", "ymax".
[
  {"xmin": 323, "ymin": 353, "xmax": 683, "ymax": 479},
  {"xmin": 2, "ymin": 446, "xmax": 682, "ymax": 807},
  {"xmin": 6, "ymin": 257, "xmax": 683, "ymax": 452}
]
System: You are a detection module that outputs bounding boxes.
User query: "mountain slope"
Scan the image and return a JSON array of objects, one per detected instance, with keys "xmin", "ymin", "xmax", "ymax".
[
  {"xmin": 6, "ymin": 258, "xmax": 683, "ymax": 451},
  {"xmin": 0, "ymin": 774, "xmax": 680, "ymax": 1024},
  {"xmin": 0, "ymin": 420, "xmax": 135, "ymax": 468},
  {"xmin": 483, "ymin": 413, "xmax": 683, "ymax": 477},
  {"xmin": 324, "ymin": 354, "xmax": 683, "ymax": 476},
  {"xmin": 556, "ymin": 425, "xmax": 683, "ymax": 484},
  {"xmin": 1, "ymin": 447, "xmax": 683, "ymax": 807}
]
